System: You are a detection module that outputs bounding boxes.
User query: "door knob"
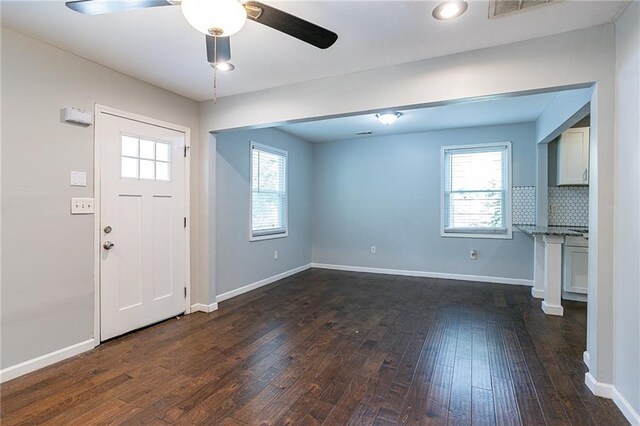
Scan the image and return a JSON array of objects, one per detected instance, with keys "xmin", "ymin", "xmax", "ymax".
[{"xmin": 103, "ymin": 241, "xmax": 115, "ymax": 250}]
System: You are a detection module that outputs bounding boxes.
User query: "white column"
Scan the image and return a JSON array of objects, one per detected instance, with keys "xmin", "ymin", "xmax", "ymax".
[
  {"xmin": 531, "ymin": 234, "xmax": 545, "ymax": 299},
  {"xmin": 542, "ymin": 234, "xmax": 564, "ymax": 316}
]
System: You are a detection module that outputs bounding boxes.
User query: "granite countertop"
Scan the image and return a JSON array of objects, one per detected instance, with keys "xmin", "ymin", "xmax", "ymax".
[{"xmin": 516, "ymin": 225, "xmax": 589, "ymax": 237}]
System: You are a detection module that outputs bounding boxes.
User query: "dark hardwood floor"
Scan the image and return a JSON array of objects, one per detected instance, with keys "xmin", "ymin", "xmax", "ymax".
[{"xmin": 1, "ymin": 269, "xmax": 629, "ymax": 425}]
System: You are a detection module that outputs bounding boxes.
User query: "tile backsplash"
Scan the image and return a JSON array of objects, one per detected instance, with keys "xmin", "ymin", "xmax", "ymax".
[
  {"xmin": 548, "ymin": 186, "xmax": 589, "ymax": 227},
  {"xmin": 512, "ymin": 186, "xmax": 536, "ymax": 225},
  {"xmin": 511, "ymin": 185, "xmax": 589, "ymax": 228}
]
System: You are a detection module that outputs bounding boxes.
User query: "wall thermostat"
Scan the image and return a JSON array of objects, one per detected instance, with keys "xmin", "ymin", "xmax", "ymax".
[{"xmin": 63, "ymin": 107, "xmax": 93, "ymax": 126}]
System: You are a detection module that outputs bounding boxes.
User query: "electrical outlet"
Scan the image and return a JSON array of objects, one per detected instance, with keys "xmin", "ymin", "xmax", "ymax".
[
  {"xmin": 550, "ymin": 203, "xmax": 558, "ymax": 214},
  {"xmin": 469, "ymin": 249, "xmax": 478, "ymax": 260},
  {"xmin": 71, "ymin": 198, "xmax": 94, "ymax": 214},
  {"xmin": 370, "ymin": 246, "xmax": 376, "ymax": 254},
  {"xmin": 274, "ymin": 250, "xmax": 278, "ymax": 260}
]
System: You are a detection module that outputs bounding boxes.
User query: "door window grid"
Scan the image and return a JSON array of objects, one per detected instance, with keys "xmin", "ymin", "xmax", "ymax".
[{"xmin": 121, "ymin": 135, "xmax": 171, "ymax": 181}]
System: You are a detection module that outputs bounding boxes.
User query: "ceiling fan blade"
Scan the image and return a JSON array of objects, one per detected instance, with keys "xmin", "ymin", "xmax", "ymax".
[
  {"xmin": 244, "ymin": 1, "xmax": 338, "ymax": 49},
  {"xmin": 206, "ymin": 36, "xmax": 231, "ymax": 63},
  {"xmin": 65, "ymin": 0, "xmax": 175, "ymax": 15}
]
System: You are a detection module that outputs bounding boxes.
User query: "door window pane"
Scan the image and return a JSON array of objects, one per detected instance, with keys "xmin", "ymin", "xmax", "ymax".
[
  {"xmin": 156, "ymin": 142, "xmax": 170, "ymax": 162},
  {"xmin": 139, "ymin": 139, "xmax": 156, "ymax": 160},
  {"xmin": 140, "ymin": 159, "xmax": 155, "ymax": 180},
  {"xmin": 121, "ymin": 136, "xmax": 138, "ymax": 157},
  {"xmin": 121, "ymin": 157, "xmax": 139, "ymax": 179}
]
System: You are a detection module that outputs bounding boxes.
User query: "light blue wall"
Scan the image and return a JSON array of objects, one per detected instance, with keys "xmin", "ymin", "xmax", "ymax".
[
  {"xmin": 535, "ymin": 87, "xmax": 592, "ymax": 144},
  {"xmin": 215, "ymin": 128, "xmax": 313, "ymax": 296},
  {"xmin": 311, "ymin": 123, "xmax": 536, "ymax": 281}
]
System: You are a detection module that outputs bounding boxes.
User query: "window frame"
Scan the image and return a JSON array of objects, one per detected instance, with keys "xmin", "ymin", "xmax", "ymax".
[
  {"xmin": 249, "ymin": 141, "xmax": 289, "ymax": 242},
  {"xmin": 440, "ymin": 142, "xmax": 513, "ymax": 240}
]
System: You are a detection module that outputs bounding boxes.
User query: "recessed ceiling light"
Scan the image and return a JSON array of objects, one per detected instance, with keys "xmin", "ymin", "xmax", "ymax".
[
  {"xmin": 432, "ymin": 1, "xmax": 468, "ymax": 20},
  {"xmin": 376, "ymin": 112, "xmax": 402, "ymax": 125},
  {"xmin": 211, "ymin": 62, "xmax": 235, "ymax": 71}
]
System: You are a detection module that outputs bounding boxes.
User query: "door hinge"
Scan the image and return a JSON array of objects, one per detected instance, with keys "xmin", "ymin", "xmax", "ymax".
[
  {"xmin": 184, "ymin": 286, "xmax": 187, "ymax": 298},
  {"xmin": 184, "ymin": 217, "xmax": 187, "ymax": 228},
  {"xmin": 184, "ymin": 146, "xmax": 188, "ymax": 157}
]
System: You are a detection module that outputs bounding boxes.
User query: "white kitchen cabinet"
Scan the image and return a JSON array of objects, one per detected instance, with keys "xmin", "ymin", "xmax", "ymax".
[
  {"xmin": 557, "ymin": 127, "xmax": 590, "ymax": 185},
  {"xmin": 563, "ymin": 237, "xmax": 589, "ymax": 294}
]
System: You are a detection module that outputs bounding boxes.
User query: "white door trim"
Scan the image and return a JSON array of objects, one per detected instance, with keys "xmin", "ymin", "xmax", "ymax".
[{"xmin": 93, "ymin": 104, "xmax": 191, "ymax": 345}]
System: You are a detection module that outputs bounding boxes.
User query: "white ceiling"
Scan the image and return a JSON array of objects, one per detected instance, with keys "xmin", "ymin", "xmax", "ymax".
[
  {"xmin": 1, "ymin": 1, "xmax": 629, "ymax": 101},
  {"xmin": 278, "ymin": 90, "xmax": 572, "ymax": 142}
]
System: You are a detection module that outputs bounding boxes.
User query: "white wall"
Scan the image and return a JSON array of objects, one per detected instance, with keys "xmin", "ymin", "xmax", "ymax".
[
  {"xmin": 200, "ymin": 24, "xmax": 617, "ymax": 388},
  {"xmin": 312, "ymin": 123, "xmax": 535, "ymax": 283},
  {"xmin": 214, "ymin": 128, "xmax": 312, "ymax": 297},
  {"xmin": 614, "ymin": 2, "xmax": 640, "ymax": 421},
  {"xmin": 0, "ymin": 28, "xmax": 202, "ymax": 371}
]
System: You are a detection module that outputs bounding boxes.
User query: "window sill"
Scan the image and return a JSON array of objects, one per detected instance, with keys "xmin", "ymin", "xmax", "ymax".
[
  {"xmin": 441, "ymin": 231, "xmax": 513, "ymax": 240},
  {"xmin": 250, "ymin": 232, "xmax": 288, "ymax": 242}
]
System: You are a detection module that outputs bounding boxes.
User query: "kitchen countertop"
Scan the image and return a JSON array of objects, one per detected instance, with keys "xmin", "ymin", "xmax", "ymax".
[{"xmin": 516, "ymin": 225, "xmax": 589, "ymax": 237}]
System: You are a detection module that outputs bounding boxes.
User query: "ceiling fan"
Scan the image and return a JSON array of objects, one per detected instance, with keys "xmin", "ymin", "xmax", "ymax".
[{"xmin": 65, "ymin": 0, "xmax": 339, "ymax": 67}]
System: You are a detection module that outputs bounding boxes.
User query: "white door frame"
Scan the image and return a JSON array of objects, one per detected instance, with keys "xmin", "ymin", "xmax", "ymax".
[{"xmin": 93, "ymin": 104, "xmax": 191, "ymax": 345}]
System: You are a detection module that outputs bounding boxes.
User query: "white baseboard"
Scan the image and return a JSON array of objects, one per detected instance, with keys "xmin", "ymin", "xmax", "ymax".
[
  {"xmin": 216, "ymin": 264, "xmax": 312, "ymax": 303},
  {"xmin": 585, "ymin": 372, "xmax": 615, "ymax": 398},
  {"xmin": 541, "ymin": 301, "xmax": 564, "ymax": 316},
  {"xmin": 583, "ymin": 351, "xmax": 590, "ymax": 368},
  {"xmin": 562, "ymin": 291, "xmax": 588, "ymax": 303},
  {"xmin": 190, "ymin": 302, "xmax": 218, "ymax": 313},
  {"xmin": 612, "ymin": 387, "xmax": 640, "ymax": 426},
  {"xmin": 531, "ymin": 288, "xmax": 545, "ymax": 299},
  {"xmin": 584, "ymin": 372, "xmax": 640, "ymax": 425},
  {"xmin": 0, "ymin": 339, "xmax": 95, "ymax": 383},
  {"xmin": 310, "ymin": 263, "xmax": 533, "ymax": 287}
]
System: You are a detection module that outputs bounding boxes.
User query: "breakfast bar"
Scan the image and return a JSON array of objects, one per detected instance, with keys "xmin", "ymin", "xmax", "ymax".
[{"xmin": 517, "ymin": 225, "xmax": 589, "ymax": 316}]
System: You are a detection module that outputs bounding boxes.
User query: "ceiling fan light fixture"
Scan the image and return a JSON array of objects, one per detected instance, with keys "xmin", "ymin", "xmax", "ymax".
[
  {"xmin": 211, "ymin": 61, "xmax": 235, "ymax": 71},
  {"xmin": 432, "ymin": 1, "xmax": 468, "ymax": 20},
  {"xmin": 376, "ymin": 112, "xmax": 402, "ymax": 125},
  {"xmin": 181, "ymin": 0, "xmax": 247, "ymax": 36}
]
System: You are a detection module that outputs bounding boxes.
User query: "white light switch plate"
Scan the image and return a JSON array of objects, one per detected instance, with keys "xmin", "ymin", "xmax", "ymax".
[
  {"xmin": 70, "ymin": 171, "xmax": 87, "ymax": 187},
  {"xmin": 71, "ymin": 198, "xmax": 94, "ymax": 214}
]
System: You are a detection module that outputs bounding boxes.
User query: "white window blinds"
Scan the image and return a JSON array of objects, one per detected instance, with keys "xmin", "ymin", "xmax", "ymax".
[
  {"xmin": 442, "ymin": 143, "xmax": 511, "ymax": 237},
  {"xmin": 251, "ymin": 142, "xmax": 288, "ymax": 239}
]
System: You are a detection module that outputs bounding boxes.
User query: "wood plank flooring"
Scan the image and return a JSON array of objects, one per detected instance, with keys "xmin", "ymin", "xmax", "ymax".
[{"xmin": 0, "ymin": 269, "xmax": 629, "ymax": 425}]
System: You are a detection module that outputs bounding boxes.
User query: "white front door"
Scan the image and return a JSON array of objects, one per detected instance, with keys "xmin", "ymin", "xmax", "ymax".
[{"xmin": 98, "ymin": 111, "xmax": 187, "ymax": 341}]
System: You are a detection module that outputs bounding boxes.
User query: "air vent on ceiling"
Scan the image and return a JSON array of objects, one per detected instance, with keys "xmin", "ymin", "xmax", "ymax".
[
  {"xmin": 489, "ymin": 0, "xmax": 559, "ymax": 19},
  {"xmin": 356, "ymin": 131, "xmax": 373, "ymax": 135}
]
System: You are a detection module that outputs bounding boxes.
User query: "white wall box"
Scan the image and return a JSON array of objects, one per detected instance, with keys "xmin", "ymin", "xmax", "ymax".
[
  {"xmin": 63, "ymin": 107, "xmax": 93, "ymax": 126},
  {"xmin": 557, "ymin": 127, "xmax": 590, "ymax": 185},
  {"xmin": 70, "ymin": 171, "xmax": 87, "ymax": 187},
  {"xmin": 563, "ymin": 236, "xmax": 589, "ymax": 295}
]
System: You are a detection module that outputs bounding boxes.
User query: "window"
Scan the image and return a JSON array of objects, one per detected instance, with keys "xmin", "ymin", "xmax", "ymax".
[
  {"xmin": 250, "ymin": 142, "xmax": 288, "ymax": 240},
  {"xmin": 441, "ymin": 142, "xmax": 512, "ymax": 239},
  {"xmin": 121, "ymin": 134, "xmax": 171, "ymax": 181}
]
